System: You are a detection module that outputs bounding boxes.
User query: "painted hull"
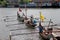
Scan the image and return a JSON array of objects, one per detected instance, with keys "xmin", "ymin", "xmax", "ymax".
[
  {"xmin": 39, "ymin": 34, "xmax": 49, "ymax": 40},
  {"xmin": 25, "ymin": 23, "xmax": 36, "ymax": 28},
  {"xmin": 39, "ymin": 33, "xmax": 60, "ymax": 40}
]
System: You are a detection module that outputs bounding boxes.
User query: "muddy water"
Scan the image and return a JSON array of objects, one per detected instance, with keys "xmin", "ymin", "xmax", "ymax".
[{"xmin": 0, "ymin": 8, "xmax": 60, "ymax": 40}]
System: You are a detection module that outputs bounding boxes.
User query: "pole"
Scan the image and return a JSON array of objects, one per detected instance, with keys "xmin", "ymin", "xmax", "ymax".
[
  {"xmin": 40, "ymin": 0, "xmax": 42, "ymax": 7},
  {"xmin": 39, "ymin": 12, "xmax": 42, "ymax": 26},
  {"xmin": 39, "ymin": 12, "xmax": 41, "ymax": 25},
  {"xmin": 25, "ymin": 3, "xmax": 27, "ymax": 17},
  {"xmin": 9, "ymin": 35, "xmax": 11, "ymax": 40},
  {"xmin": 48, "ymin": 19, "xmax": 51, "ymax": 28},
  {"xmin": 9, "ymin": 32, "xmax": 11, "ymax": 40}
]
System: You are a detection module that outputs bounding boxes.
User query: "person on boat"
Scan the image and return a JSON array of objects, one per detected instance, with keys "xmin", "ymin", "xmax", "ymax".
[
  {"xmin": 29, "ymin": 18, "xmax": 33, "ymax": 25},
  {"xmin": 32, "ymin": 19, "xmax": 37, "ymax": 26},
  {"xmin": 25, "ymin": 15, "xmax": 36, "ymax": 27},
  {"xmin": 21, "ymin": 13, "xmax": 26, "ymax": 22},
  {"xmin": 30, "ymin": 15, "xmax": 34, "ymax": 21},
  {"xmin": 38, "ymin": 22, "xmax": 45, "ymax": 34},
  {"xmin": 17, "ymin": 8, "xmax": 23, "ymax": 18},
  {"xmin": 30, "ymin": 15, "xmax": 37, "ymax": 24},
  {"xmin": 29, "ymin": 15, "xmax": 34, "ymax": 24},
  {"xmin": 30, "ymin": 15, "xmax": 36, "ymax": 23},
  {"xmin": 39, "ymin": 27, "xmax": 57, "ymax": 40},
  {"xmin": 38, "ymin": 22, "xmax": 48, "ymax": 40}
]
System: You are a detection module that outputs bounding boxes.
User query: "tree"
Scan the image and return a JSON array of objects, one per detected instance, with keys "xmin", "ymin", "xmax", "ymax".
[
  {"xmin": 23, "ymin": 0, "xmax": 30, "ymax": 4},
  {"xmin": 20, "ymin": 0, "xmax": 30, "ymax": 4},
  {"xmin": 1, "ymin": 0, "xmax": 7, "ymax": 7},
  {"xmin": 20, "ymin": 0, "xmax": 24, "ymax": 4},
  {"xmin": 0, "ymin": 0, "xmax": 4, "ymax": 1}
]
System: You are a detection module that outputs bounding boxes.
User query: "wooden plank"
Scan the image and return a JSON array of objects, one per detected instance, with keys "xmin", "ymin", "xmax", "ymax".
[
  {"xmin": 3, "ymin": 15, "xmax": 17, "ymax": 18},
  {"xmin": 6, "ymin": 23, "xmax": 24, "ymax": 27},
  {"xmin": 10, "ymin": 30, "xmax": 60, "ymax": 37},
  {"xmin": 5, "ymin": 20, "xmax": 17, "ymax": 22},
  {"xmin": 11, "ymin": 32, "xmax": 39, "ymax": 36}
]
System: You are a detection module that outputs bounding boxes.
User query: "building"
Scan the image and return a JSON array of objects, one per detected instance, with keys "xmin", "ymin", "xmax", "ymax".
[{"xmin": 5, "ymin": 0, "xmax": 60, "ymax": 7}]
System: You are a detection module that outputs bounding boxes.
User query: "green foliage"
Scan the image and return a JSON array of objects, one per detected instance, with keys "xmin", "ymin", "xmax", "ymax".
[
  {"xmin": 0, "ymin": 0, "xmax": 4, "ymax": 1},
  {"xmin": 23, "ymin": 0, "xmax": 30, "ymax": 4},
  {"xmin": 0, "ymin": 0, "xmax": 7, "ymax": 6},
  {"xmin": 20, "ymin": 0, "xmax": 30, "ymax": 4},
  {"xmin": 20, "ymin": 0, "xmax": 24, "ymax": 4}
]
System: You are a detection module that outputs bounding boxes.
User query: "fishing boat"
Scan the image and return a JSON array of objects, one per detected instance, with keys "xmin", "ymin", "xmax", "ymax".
[
  {"xmin": 39, "ymin": 30, "xmax": 60, "ymax": 40},
  {"xmin": 38, "ymin": 19, "xmax": 60, "ymax": 40},
  {"xmin": 39, "ymin": 33, "xmax": 49, "ymax": 40},
  {"xmin": 25, "ymin": 16, "xmax": 37, "ymax": 28}
]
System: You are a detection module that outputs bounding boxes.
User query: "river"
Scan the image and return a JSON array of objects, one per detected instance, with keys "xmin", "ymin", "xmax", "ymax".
[{"xmin": 0, "ymin": 8, "xmax": 60, "ymax": 40}]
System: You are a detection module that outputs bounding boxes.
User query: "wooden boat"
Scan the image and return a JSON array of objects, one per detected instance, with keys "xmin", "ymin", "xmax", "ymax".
[
  {"xmin": 39, "ymin": 32, "xmax": 49, "ymax": 40},
  {"xmin": 39, "ymin": 33, "xmax": 58, "ymax": 40},
  {"xmin": 39, "ymin": 30, "xmax": 60, "ymax": 40},
  {"xmin": 26, "ymin": 23, "xmax": 36, "ymax": 28},
  {"xmin": 25, "ymin": 20, "xmax": 37, "ymax": 28}
]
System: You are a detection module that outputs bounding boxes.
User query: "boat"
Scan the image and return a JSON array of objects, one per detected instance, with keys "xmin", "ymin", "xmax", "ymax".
[
  {"xmin": 26, "ymin": 23, "xmax": 36, "ymax": 28},
  {"xmin": 24, "ymin": 18, "xmax": 37, "ymax": 28},
  {"xmin": 25, "ymin": 16, "xmax": 37, "ymax": 28},
  {"xmin": 38, "ymin": 19, "xmax": 60, "ymax": 40},
  {"xmin": 39, "ymin": 31, "xmax": 60, "ymax": 40},
  {"xmin": 39, "ymin": 33, "xmax": 49, "ymax": 40}
]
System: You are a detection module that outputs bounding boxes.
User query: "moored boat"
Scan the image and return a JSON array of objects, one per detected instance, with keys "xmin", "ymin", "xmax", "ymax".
[
  {"xmin": 39, "ymin": 30, "xmax": 60, "ymax": 40},
  {"xmin": 17, "ymin": 8, "xmax": 26, "ymax": 22},
  {"xmin": 25, "ymin": 16, "xmax": 37, "ymax": 28},
  {"xmin": 38, "ymin": 19, "xmax": 59, "ymax": 40},
  {"xmin": 25, "ymin": 23, "xmax": 36, "ymax": 28}
]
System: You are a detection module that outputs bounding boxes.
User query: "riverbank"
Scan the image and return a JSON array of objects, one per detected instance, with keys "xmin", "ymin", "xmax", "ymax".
[{"xmin": 0, "ymin": 5, "xmax": 60, "ymax": 8}]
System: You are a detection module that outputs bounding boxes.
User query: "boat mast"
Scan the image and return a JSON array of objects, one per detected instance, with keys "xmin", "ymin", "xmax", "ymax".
[
  {"xmin": 40, "ymin": 12, "xmax": 42, "ymax": 24},
  {"xmin": 48, "ymin": 19, "xmax": 52, "ymax": 28},
  {"xmin": 25, "ymin": 2, "xmax": 27, "ymax": 17},
  {"xmin": 40, "ymin": 12, "xmax": 41, "ymax": 22}
]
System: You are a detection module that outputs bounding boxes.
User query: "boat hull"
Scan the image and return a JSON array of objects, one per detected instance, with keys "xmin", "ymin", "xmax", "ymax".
[
  {"xmin": 55, "ymin": 37, "xmax": 60, "ymax": 40},
  {"xmin": 25, "ymin": 23, "xmax": 36, "ymax": 28},
  {"xmin": 39, "ymin": 33, "xmax": 60, "ymax": 40},
  {"xmin": 39, "ymin": 34, "xmax": 49, "ymax": 40}
]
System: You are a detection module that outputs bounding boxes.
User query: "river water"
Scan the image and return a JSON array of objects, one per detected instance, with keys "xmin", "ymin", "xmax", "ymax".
[{"xmin": 0, "ymin": 8, "xmax": 60, "ymax": 40}]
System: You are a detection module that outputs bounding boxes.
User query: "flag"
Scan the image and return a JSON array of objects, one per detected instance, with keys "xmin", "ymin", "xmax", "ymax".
[
  {"xmin": 40, "ymin": 12, "xmax": 44, "ymax": 22},
  {"xmin": 19, "ymin": 8, "xmax": 22, "ymax": 12}
]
